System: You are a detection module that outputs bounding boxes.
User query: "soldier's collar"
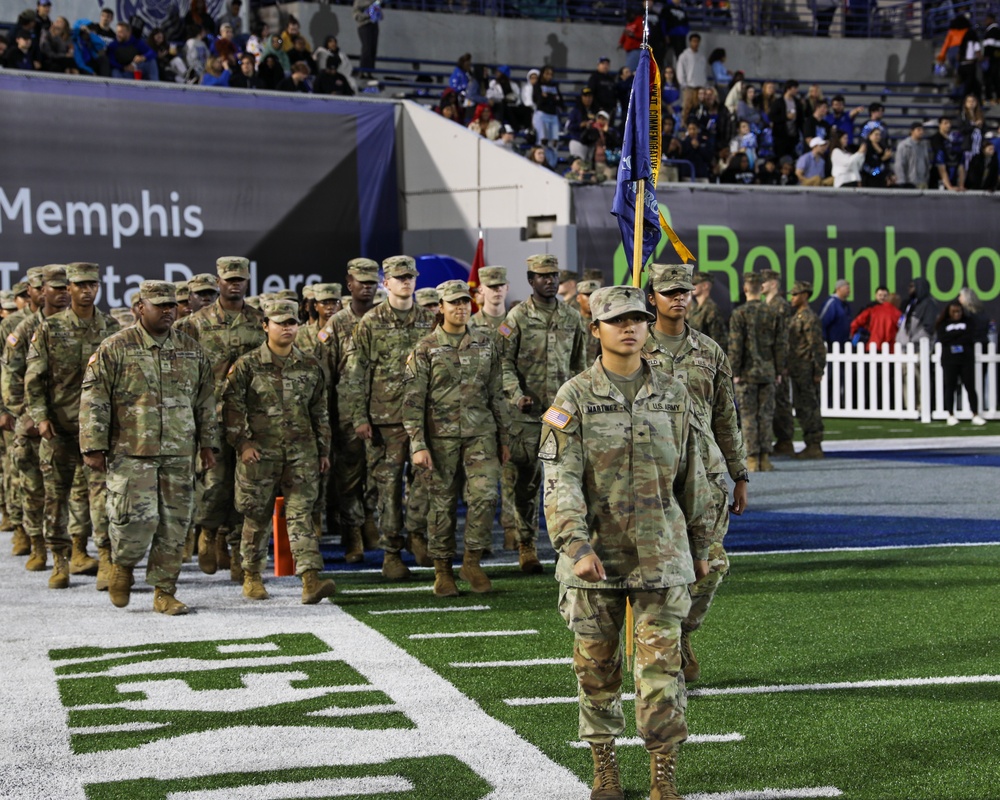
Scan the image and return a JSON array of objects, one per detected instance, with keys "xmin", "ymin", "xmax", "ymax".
[
  {"xmin": 591, "ymin": 358, "xmax": 655, "ymax": 401},
  {"xmin": 136, "ymin": 322, "xmax": 177, "ymax": 350}
]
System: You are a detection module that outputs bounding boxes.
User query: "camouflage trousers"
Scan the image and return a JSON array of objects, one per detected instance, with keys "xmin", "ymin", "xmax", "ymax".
[
  {"xmin": 3, "ymin": 430, "xmax": 21, "ymax": 528},
  {"xmin": 559, "ymin": 584, "xmax": 692, "ymax": 753},
  {"xmin": 367, "ymin": 424, "xmax": 422, "ymax": 554},
  {"xmin": 195, "ymin": 437, "xmax": 242, "ymax": 546},
  {"xmin": 508, "ymin": 420, "xmax": 544, "ymax": 544},
  {"xmin": 773, "ymin": 378, "xmax": 795, "ymax": 443},
  {"xmin": 424, "ymin": 434, "xmax": 501, "ymax": 560},
  {"xmin": 12, "ymin": 433, "xmax": 44, "ymax": 539},
  {"xmin": 329, "ymin": 421, "xmax": 368, "ymax": 531},
  {"xmin": 235, "ymin": 455, "xmax": 323, "ymax": 576},
  {"xmin": 734, "ymin": 382, "xmax": 776, "ymax": 456},
  {"xmin": 790, "ymin": 371, "xmax": 825, "ymax": 446},
  {"xmin": 499, "ymin": 460, "xmax": 517, "ymax": 534},
  {"xmin": 39, "ymin": 433, "xmax": 105, "ymax": 552},
  {"xmin": 684, "ymin": 475, "xmax": 730, "ymax": 633},
  {"xmin": 106, "ymin": 455, "xmax": 195, "ymax": 592}
]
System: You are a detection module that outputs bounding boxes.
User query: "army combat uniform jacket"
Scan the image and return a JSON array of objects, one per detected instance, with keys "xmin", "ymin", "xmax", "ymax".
[
  {"xmin": 686, "ymin": 296, "xmax": 728, "ymax": 347},
  {"xmin": 541, "ymin": 359, "xmax": 711, "ymax": 590},
  {"xmin": 788, "ymin": 306, "xmax": 827, "ymax": 380},
  {"xmin": 180, "ymin": 300, "xmax": 266, "ymax": 404},
  {"xmin": 728, "ymin": 300, "xmax": 786, "ymax": 385}
]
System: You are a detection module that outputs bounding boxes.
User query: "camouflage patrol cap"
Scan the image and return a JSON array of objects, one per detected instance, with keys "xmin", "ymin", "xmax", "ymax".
[
  {"xmin": 478, "ymin": 266, "xmax": 508, "ymax": 286},
  {"xmin": 313, "ymin": 282, "xmax": 343, "ymax": 302},
  {"xmin": 649, "ymin": 263, "xmax": 695, "ymax": 292},
  {"xmin": 383, "ymin": 255, "xmax": 418, "ymax": 278},
  {"xmin": 26, "ymin": 267, "xmax": 45, "ymax": 289},
  {"xmin": 139, "ymin": 280, "xmax": 177, "ymax": 306},
  {"xmin": 692, "ymin": 271, "xmax": 714, "ymax": 285},
  {"xmin": 582, "ymin": 268, "xmax": 604, "ymax": 283},
  {"xmin": 216, "ymin": 256, "xmax": 250, "ymax": 279},
  {"xmin": 67, "ymin": 262, "xmax": 101, "ymax": 283},
  {"xmin": 275, "ymin": 289, "xmax": 298, "ymax": 302},
  {"xmin": 558, "ymin": 269, "xmax": 578, "ymax": 284},
  {"xmin": 262, "ymin": 299, "xmax": 300, "ymax": 323},
  {"xmin": 415, "ymin": 287, "xmax": 441, "ymax": 306},
  {"xmin": 245, "ymin": 296, "xmax": 262, "ymax": 310},
  {"xmin": 790, "ymin": 280, "xmax": 813, "ymax": 295},
  {"xmin": 0, "ymin": 291, "xmax": 16, "ymax": 310},
  {"xmin": 174, "ymin": 281, "xmax": 190, "ymax": 301},
  {"xmin": 111, "ymin": 308, "xmax": 135, "ymax": 325},
  {"xmin": 577, "ymin": 280, "xmax": 601, "ymax": 296},
  {"xmin": 259, "ymin": 293, "xmax": 277, "ymax": 304},
  {"xmin": 12, "ymin": 282, "xmax": 28, "ymax": 297},
  {"xmin": 302, "ymin": 285, "xmax": 316, "ymax": 300},
  {"xmin": 41, "ymin": 264, "xmax": 68, "ymax": 288},
  {"xmin": 590, "ymin": 285, "xmax": 655, "ymax": 322},
  {"xmin": 347, "ymin": 258, "xmax": 380, "ymax": 281},
  {"xmin": 188, "ymin": 273, "xmax": 219, "ymax": 293},
  {"xmin": 743, "ymin": 272, "xmax": 762, "ymax": 290},
  {"xmin": 526, "ymin": 254, "xmax": 559, "ymax": 274},
  {"xmin": 760, "ymin": 269, "xmax": 781, "ymax": 283},
  {"xmin": 373, "ymin": 287, "xmax": 388, "ymax": 305},
  {"xmin": 436, "ymin": 280, "xmax": 472, "ymax": 303}
]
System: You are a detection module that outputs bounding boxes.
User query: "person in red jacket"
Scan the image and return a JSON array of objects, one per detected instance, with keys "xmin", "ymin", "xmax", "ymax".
[
  {"xmin": 850, "ymin": 287, "xmax": 902, "ymax": 352},
  {"xmin": 619, "ymin": 10, "xmax": 644, "ymax": 73}
]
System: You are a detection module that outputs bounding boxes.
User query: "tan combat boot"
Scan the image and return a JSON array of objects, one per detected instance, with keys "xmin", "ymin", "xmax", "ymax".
[
  {"xmin": 772, "ymin": 439, "xmax": 795, "ymax": 457},
  {"xmin": 108, "ymin": 564, "xmax": 133, "ymax": 608},
  {"xmin": 759, "ymin": 453, "xmax": 774, "ymax": 472},
  {"xmin": 25, "ymin": 536, "xmax": 48, "ymax": 571},
  {"xmin": 362, "ymin": 512, "xmax": 379, "ymax": 550},
  {"xmin": 69, "ymin": 536, "xmax": 99, "ymax": 575},
  {"xmin": 433, "ymin": 559, "xmax": 459, "ymax": 597},
  {"xmin": 518, "ymin": 541, "xmax": 543, "ymax": 574},
  {"xmin": 0, "ymin": 511, "xmax": 11, "ymax": 532},
  {"xmin": 95, "ymin": 546, "xmax": 113, "ymax": 591},
  {"xmin": 459, "ymin": 550, "xmax": 492, "ymax": 593},
  {"xmin": 381, "ymin": 551, "xmax": 411, "ymax": 581},
  {"xmin": 48, "ymin": 550, "xmax": 70, "ymax": 590},
  {"xmin": 198, "ymin": 528, "xmax": 218, "ymax": 574},
  {"xmin": 229, "ymin": 544, "xmax": 244, "ymax": 584},
  {"xmin": 503, "ymin": 529, "xmax": 518, "ymax": 551},
  {"xmin": 11, "ymin": 524, "xmax": 30, "ymax": 557},
  {"xmin": 242, "ymin": 571, "xmax": 270, "ymax": 600},
  {"xmin": 181, "ymin": 527, "xmax": 196, "ymax": 562},
  {"xmin": 680, "ymin": 630, "xmax": 700, "ymax": 683},
  {"xmin": 153, "ymin": 587, "xmax": 189, "ymax": 615},
  {"xmin": 746, "ymin": 455, "xmax": 759, "ymax": 473},
  {"xmin": 216, "ymin": 528, "xmax": 231, "ymax": 570},
  {"xmin": 408, "ymin": 533, "xmax": 433, "ymax": 568},
  {"xmin": 301, "ymin": 569, "xmax": 336, "ymax": 604},
  {"xmin": 343, "ymin": 526, "xmax": 365, "ymax": 564},
  {"xmin": 589, "ymin": 742, "xmax": 624, "ymax": 800},
  {"xmin": 649, "ymin": 748, "xmax": 682, "ymax": 800},
  {"xmin": 795, "ymin": 443, "xmax": 825, "ymax": 460}
]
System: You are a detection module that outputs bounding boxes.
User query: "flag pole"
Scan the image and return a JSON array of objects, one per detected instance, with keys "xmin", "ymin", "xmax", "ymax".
[{"xmin": 631, "ymin": 11, "xmax": 652, "ymax": 290}]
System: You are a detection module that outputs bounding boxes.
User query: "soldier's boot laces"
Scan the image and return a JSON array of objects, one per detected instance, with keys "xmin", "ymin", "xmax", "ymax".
[
  {"xmin": 301, "ymin": 569, "xmax": 336, "ymax": 604},
  {"xmin": 680, "ymin": 630, "xmax": 700, "ymax": 683},
  {"xmin": 153, "ymin": 588, "xmax": 189, "ymax": 616},
  {"xmin": 242, "ymin": 571, "xmax": 270, "ymax": 601},
  {"xmin": 589, "ymin": 742, "xmax": 624, "ymax": 800},
  {"xmin": 229, "ymin": 544, "xmax": 244, "ymax": 584},
  {"xmin": 433, "ymin": 559, "xmax": 459, "ymax": 597},
  {"xmin": 69, "ymin": 537, "xmax": 99, "ymax": 575},
  {"xmin": 650, "ymin": 749, "xmax": 683, "ymax": 800},
  {"xmin": 361, "ymin": 513, "xmax": 380, "ymax": 550},
  {"xmin": 11, "ymin": 524, "xmax": 30, "ymax": 557},
  {"xmin": 409, "ymin": 533, "xmax": 434, "ymax": 568},
  {"xmin": 198, "ymin": 527, "xmax": 218, "ymax": 575},
  {"xmin": 459, "ymin": 549, "xmax": 492, "ymax": 593},
  {"xmin": 343, "ymin": 526, "xmax": 365, "ymax": 564},
  {"xmin": 216, "ymin": 529, "xmax": 232, "ymax": 570},
  {"xmin": 518, "ymin": 541, "xmax": 544, "ymax": 574},
  {"xmin": 108, "ymin": 565, "xmax": 133, "ymax": 608},
  {"xmin": 381, "ymin": 551, "xmax": 411, "ymax": 581},
  {"xmin": 48, "ymin": 550, "xmax": 70, "ymax": 590},
  {"xmin": 746, "ymin": 455, "xmax": 759, "ymax": 473},
  {"xmin": 772, "ymin": 439, "xmax": 795, "ymax": 457},
  {"xmin": 25, "ymin": 536, "xmax": 48, "ymax": 571},
  {"xmin": 95, "ymin": 546, "xmax": 113, "ymax": 591},
  {"xmin": 759, "ymin": 453, "xmax": 774, "ymax": 472},
  {"xmin": 181, "ymin": 527, "xmax": 196, "ymax": 562},
  {"xmin": 795, "ymin": 443, "xmax": 825, "ymax": 460}
]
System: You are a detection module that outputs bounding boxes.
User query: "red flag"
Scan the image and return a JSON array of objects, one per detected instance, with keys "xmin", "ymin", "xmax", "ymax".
[{"xmin": 468, "ymin": 231, "xmax": 485, "ymax": 312}]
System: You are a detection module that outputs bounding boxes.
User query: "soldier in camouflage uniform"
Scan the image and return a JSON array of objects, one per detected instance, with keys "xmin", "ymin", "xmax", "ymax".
[
  {"xmin": 184, "ymin": 273, "xmax": 220, "ymax": 318},
  {"xmin": 319, "ymin": 259, "xmax": 380, "ymax": 563},
  {"xmin": 1, "ymin": 281, "xmax": 29, "ymax": 556},
  {"xmin": 686, "ymin": 271, "xmax": 728, "ymax": 347},
  {"xmin": 788, "ymin": 281, "xmax": 826, "ymax": 459},
  {"xmin": 181, "ymin": 257, "xmax": 266, "ymax": 582},
  {"xmin": 80, "ymin": 281, "xmax": 219, "ymax": 615},
  {"xmin": 175, "ymin": 281, "xmax": 191, "ymax": 318},
  {"xmin": 728, "ymin": 273, "xmax": 786, "ymax": 472},
  {"xmin": 499, "ymin": 254, "xmax": 587, "ymax": 573},
  {"xmin": 343, "ymin": 255, "xmax": 435, "ymax": 580},
  {"xmin": 415, "ymin": 287, "xmax": 441, "ymax": 315},
  {"xmin": 0, "ymin": 292, "xmax": 14, "ymax": 534},
  {"xmin": 296, "ymin": 283, "xmax": 341, "ymax": 357},
  {"xmin": 403, "ymin": 280, "xmax": 511, "ymax": 597},
  {"xmin": 110, "ymin": 308, "xmax": 136, "ymax": 327},
  {"xmin": 25, "ymin": 263, "xmax": 120, "ymax": 590},
  {"xmin": 576, "ymin": 280, "xmax": 602, "ymax": 364},
  {"xmin": 2, "ymin": 266, "xmax": 71, "ymax": 573},
  {"xmin": 222, "ymin": 299, "xmax": 337, "ymax": 604},
  {"xmin": 541, "ymin": 285, "xmax": 711, "ymax": 800},
  {"xmin": 762, "ymin": 269, "xmax": 795, "ymax": 456},
  {"xmin": 643, "ymin": 263, "xmax": 749, "ymax": 684}
]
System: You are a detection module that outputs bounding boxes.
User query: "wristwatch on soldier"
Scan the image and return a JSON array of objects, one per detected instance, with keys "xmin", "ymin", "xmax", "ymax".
[{"xmin": 735, "ymin": 471, "xmax": 749, "ymax": 483}]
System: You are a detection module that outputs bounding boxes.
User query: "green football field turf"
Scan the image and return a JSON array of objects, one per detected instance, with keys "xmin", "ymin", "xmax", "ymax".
[
  {"xmin": 821, "ymin": 417, "xmax": 996, "ymax": 440},
  {"xmin": 332, "ymin": 544, "xmax": 1000, "ymax": 800}
]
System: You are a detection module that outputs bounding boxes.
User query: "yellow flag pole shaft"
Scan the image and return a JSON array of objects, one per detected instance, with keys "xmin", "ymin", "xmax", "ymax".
[{"xmin": 631, "ymin": 179, "xmax": 645, "ymax": 289}]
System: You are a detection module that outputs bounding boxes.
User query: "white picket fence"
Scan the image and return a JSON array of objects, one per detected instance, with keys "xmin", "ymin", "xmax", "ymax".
[{"xmin": 819, "ymin": 341, "xmax": 1000, "ymax": 423}]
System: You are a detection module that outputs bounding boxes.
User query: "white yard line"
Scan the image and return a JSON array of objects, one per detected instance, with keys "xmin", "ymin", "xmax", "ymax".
[
  {"xmin": 687, "ymin": 787, "xmax": 842, "ymax": 800},
  {"xmin": 341, "ymin": 586, "xmax": 433, "ymax": 595},
  {"xmin": 166, "ymin": 776, "xmax": 414, "ymax": 800},
  {"xmin": 822, "ymin": 435, "xmax": 1000, "ymax": 452},
  {"xmin": 451, "ymin": 657, "xmax": 572, "ymax": 668},
  {"xmin": 369, "ymin": 605, "xmax": 491, "ymax": 615},
  {"xmin": 729, "ymin": 540, "xmax": 1000, "ymax": 558},
  {"xmin": 410, "ymin": 629, "xmax": 538, "ymax": 640},
  {"xmin": 569, "ymin": 733, "xmax": 743, "ymax": 748}
]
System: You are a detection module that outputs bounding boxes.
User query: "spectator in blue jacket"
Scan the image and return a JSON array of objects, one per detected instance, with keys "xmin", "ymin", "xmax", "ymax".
[
  {"xmin": 107, "ymin": 21, "xmax": 159, "ymax": 80},
  {"xmin": 70, "ymin": 18, "xmax": 109, "ymax": 76},
  {"xmin": 449, "ymin": 52, "xmax": 472, "ymax": 98},
  {"xmin": 820, "ymin": 280, "xmax": 852, "ymax": 345},
  {"xmin": 824, "ymin": 95, "xmax": 864, "ymax": 145}
]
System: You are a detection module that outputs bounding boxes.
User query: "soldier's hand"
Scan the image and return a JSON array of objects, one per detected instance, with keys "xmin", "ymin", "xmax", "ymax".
[
  {"xmin": 731, "ymin": 480, "xmax": 748, "ymax": 515},
  {"xmin": 240, "ymin": 446, "xmax": 261, "ymax": 466},
  {"xmin": 38, "ymin": 420, "xmax": 55, "ymax": 440},
  {"xmin": 516, "ymin": 395, "xmax": 533, "ymax": 412},
  {"xmin": 733, "ymin": 376, "xmax": 741, "ymax": 385},
  {"xmin": 500, "ymin": 444, "xmax": 511, "ymax": 465},
  {"xmin": 412, "ymin": 449, "xmax": 433, "ymax": 472},
  {"xmin": 356, "ymin": 423, "xmax": 373, "ymax": 440},
  {"xmin": 814, "ymin": 373, "xmax": 823, "ymax": 384},
  {"xmin": 201, "ymin": 447, "xmax": 217, "ymax": 471},
  {"xmin": 693, "ymin": 559, "xmax": 710, "ymax": 580},
  {"xmin": 573, "ymin": 553, "xmax": 606, "ymax": 582},
  {"xmin": 0, "ymin": 413, "xmax": 13, "ymax": 432},
  {"xmin": 319, "ymin": 456, "xmax": 331, "ymax": 474},
  {"xmin": 83, "ymin": 452, "xmax": 106, "ymax": 472}
]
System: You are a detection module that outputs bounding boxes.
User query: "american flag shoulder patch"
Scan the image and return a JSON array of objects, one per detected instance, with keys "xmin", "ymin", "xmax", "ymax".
[
  {"xmin": 498, "ymin": 323, "xmax": 513, "ymax": 338},
  {"xmin": 318, "ymin": 330, "xmax": 330, "ymax": 343},
  {"xmin": 6, "ymin": 334, "xmax": 17, "ymax": 347},
  {"xmin": 542, "ymin": 406, "xmax": 572, "ymax": 429}
]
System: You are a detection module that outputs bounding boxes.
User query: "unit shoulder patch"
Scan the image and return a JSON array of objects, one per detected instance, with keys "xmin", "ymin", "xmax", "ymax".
[{"xmin": 537, "ymin": 429, "xmax": 559, "ymax": 461}]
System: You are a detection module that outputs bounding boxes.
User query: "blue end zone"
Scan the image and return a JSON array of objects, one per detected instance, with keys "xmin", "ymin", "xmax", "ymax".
[{"xmin": 827, "ymin": 450, "xmax": 1000, "ymax": 468}]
